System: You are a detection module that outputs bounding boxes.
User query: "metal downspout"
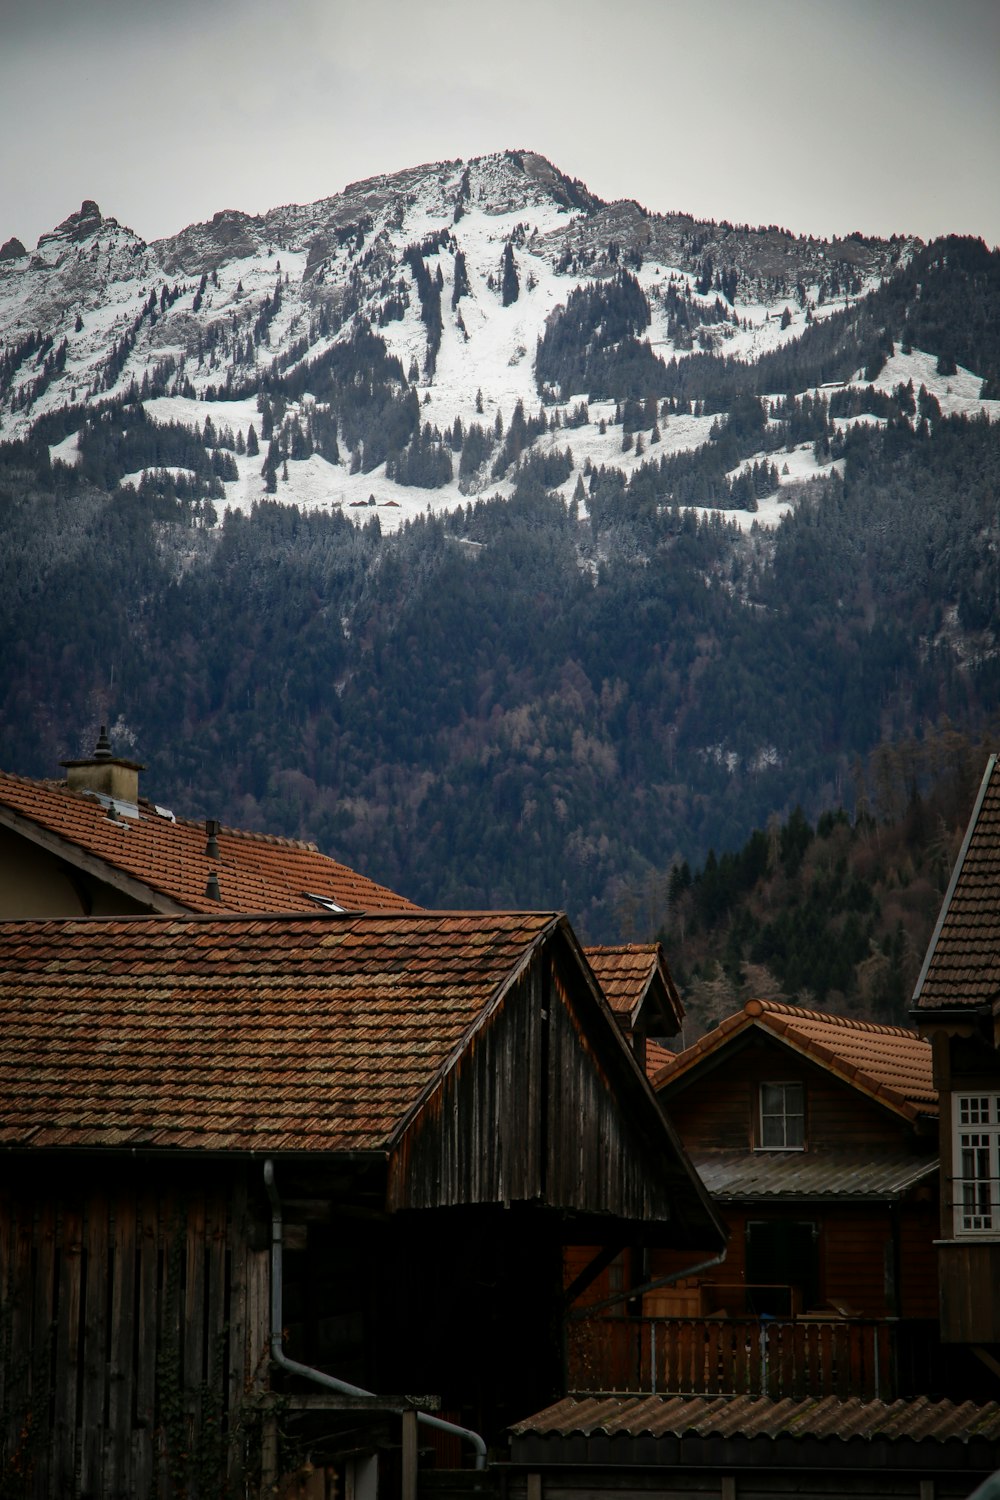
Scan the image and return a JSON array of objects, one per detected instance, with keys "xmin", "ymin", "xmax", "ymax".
[{"xmin": 262, "ymin": 1160, "xmax": 488, "ymax": 1471}]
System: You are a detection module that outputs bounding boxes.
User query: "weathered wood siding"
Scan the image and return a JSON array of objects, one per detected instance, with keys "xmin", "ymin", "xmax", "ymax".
[
  {"xmin": 389, "ymin": 950, "xmax": 675, "ymax": 1221},
  {"xmin": 664, "ymin": 1036, "xmax": 915, "ymax": 1154},
  {"xmin": 386, "ymin": 954, "xmax": 677, "ymax": 1224},
  {"xmin": 388, "ymin": 961, "xmax": 545, "ymax": 1211},
  {"xmin": 545, "ymin": 962, "xmax": 674, "ymax": 1221},
  {"xmin": 0, "ymin": 1158, "xmax": 269, "ymax": 1499},
  {"xmin": 938, "ymin": 1240, "xmax": 1000, "ymax": 1342}
]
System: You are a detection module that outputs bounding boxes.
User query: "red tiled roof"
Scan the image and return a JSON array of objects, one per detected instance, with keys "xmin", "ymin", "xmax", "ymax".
[
  {"xmin": 0, "ymin": 910, "xmax": 557, "ymax": 1152},
  {"xmin": 652, "ymin": 998, "xmax": 936, "ymax": 1120},
  {"xmin": 512, "ymin": 1392, "xmax": 1000, "ymax": 1444},
  {"xmin": 645, "ymin": 1039, "xmax": 676, "ymax": 1078},
  {"xmin": 913, "ymin": 754, "xmax": 1000, "ymax": 1014},
  {"xmin": 0, "ymin": 769, "xmax": 417, "ymax": 914},
  {"xmin": 584, "ymin": 943, "xmax": 683, "ymax": 1031}
]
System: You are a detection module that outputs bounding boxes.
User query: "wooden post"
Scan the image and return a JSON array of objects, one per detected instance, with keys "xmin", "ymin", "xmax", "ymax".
[
  {"xmin": 526, "ymin": 1473, "xmax": 542, "ymax": 1500},
  {"xmin": 401, "ymin": 1408, "xmax": 418, "ymax": 1500},
  {"xmin": 261, "ymin": 1412, "xmax": 278, "ymax": 1493}
]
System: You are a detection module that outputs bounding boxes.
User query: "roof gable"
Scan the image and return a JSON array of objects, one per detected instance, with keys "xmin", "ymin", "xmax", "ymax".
[
  {"xmin": 912, "ymin": 753, "xmax": 1000, "ymax": 1016},
  {"xmin": 0, "ymin": 769, "xmax": 417, "ymax": 914},
  {"xmin": 385, "ymin": 921, "xmax": 723, "ymax": 1242},
  {"xmin": 653, "ymin": 999, "xmax": 936, "ymax": 1123},
  {"xmin": 584, "ymin": 943, "xmax": 683, "ymax": 1034}
]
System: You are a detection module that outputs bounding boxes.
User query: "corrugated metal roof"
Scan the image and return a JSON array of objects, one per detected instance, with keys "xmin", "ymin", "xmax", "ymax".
[
  {"xmin": 913, "ymin": 754, "xmax": 1000, "ymax": 1013},
  {"xmin": 690, "ymin": 1147, "xmax": 937, "ymax": 1200},
  {"xmin": 0, "ymin": 910, "xmax": 555, "ymax": 1153},
  {"xmin": 653, "ymin": 999, "xmax": 937, "ymax": 1121},
  {"xmin": 0, "ymin": 769, "xmax": 418, "ymax": 914},
  {"xmin": 512, "ymin": 1392, "xmax": 1000, "ymax": 1444}
]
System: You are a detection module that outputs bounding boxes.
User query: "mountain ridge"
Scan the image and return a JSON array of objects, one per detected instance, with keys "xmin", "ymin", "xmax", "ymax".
[
  {"xmin": 1, "ymin": 150, "xmax": 999, "ymax": 967},
  {"xmin": 0, "ymin": 147, "xmax": 941, "ymax": 537}
]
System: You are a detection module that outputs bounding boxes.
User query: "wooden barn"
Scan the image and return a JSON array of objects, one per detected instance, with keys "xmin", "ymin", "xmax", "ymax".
[{"xmin": 0, "ymin": 908, "xmax": 723, "ymax": 1497}]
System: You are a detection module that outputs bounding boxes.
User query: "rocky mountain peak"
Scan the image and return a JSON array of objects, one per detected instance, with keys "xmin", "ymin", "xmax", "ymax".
[{"xmin": 44, "ymin": 200, "xmax": 105, "ymax": 246}]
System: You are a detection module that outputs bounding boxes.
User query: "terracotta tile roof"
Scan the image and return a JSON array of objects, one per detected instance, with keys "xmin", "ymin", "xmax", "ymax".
[
  {"xmin": 584, "ymin": 944, "xmax": 683, "ymax": 1032},
  {"xmin": 511, "ymin": 1392, "xmax": 1000, "ymax": 1444},
  {"xmin": 913, "ymin": 754, "xmax": 1000, "ymax": 1014},
  {"xmin": 0, "ymin": 769, "xmax": 417, "ymax": 914},
  {"xmin": 0, "ymin": 910, "xmax": 556, "ymax": 1152},
  {"xmin": 652, "ymin": 999, "xmax": 937, "ymax": 1121},
  {"xmin": 645, "ymin": 1039, "xmax": 676, "ymax": 1078}
]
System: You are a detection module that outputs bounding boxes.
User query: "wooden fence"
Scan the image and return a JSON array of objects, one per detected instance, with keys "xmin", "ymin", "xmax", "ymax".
[
  {"xmin": 568, "ymin": 1315, "xmax": 906, "ymax": 1401},
  {"xmin": 0, "ymin": 1163, "xmax": 270, "ymax": 1498}
]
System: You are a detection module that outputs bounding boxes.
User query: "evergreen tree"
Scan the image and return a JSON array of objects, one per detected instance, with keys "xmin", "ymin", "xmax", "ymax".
[
  {"xmin": 452, "ymin": 250, "xmax": 470, "ymax": 309},
  {"xmin": 501, "ymin": 243, "xmax": 520, "ymax": 307}
]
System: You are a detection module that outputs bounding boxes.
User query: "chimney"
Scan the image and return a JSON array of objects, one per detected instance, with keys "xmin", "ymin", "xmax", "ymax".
[
  {"xmin": 205, "ymin": 871, "xmax": 221, "ymax": 902},
  {"xmin": 61, "ymin": 725, "xmax": 145, "ymax": 805},
  {"xmin": 204, "ymin": 819, "xmax": 221, "ymax": 859}
]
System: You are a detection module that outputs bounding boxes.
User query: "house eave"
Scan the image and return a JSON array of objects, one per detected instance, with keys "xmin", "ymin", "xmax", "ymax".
[{"xmin": 0, "ymin": 802, "xmax": 187, "ymax": 914}]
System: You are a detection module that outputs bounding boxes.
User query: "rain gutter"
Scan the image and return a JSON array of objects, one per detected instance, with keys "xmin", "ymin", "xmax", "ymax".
[{"xmin": 263, "ymin": 1159, "xmax": 487, "ymax": 1470}]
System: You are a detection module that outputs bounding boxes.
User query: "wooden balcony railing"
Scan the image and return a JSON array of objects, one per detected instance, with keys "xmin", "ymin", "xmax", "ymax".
[{"xmin": 567, "ymin": 1316, "xmax": 940, "ymax": 1402}]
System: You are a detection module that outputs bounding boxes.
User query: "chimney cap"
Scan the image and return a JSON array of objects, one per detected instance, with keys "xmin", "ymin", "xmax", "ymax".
[{"xmin": 61, "ymin": 724, "xmax": 145, "ymax": 774}]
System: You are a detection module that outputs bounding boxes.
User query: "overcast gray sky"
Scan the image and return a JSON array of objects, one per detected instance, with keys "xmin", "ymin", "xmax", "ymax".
[{"xmin": 2, "ymin": 0, "xmax": 998, "ymax": 252}]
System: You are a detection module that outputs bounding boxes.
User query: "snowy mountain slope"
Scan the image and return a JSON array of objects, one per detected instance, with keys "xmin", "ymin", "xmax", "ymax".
[{"xmin": 1, "ymin": 150, "xmax": 995, "ymax": 536}]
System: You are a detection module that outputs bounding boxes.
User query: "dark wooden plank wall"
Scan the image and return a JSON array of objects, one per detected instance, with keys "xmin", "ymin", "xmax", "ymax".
[
  {"xmin": 938, "ymin": 1241, "xmax": 1000, "ymax": 1343},
  {"xmin": 391, "ymin": 951, "xmax": 675, "ymax": 1222},
  {"xmin": 663, "ymin": 1036, "xmax": 920, "ymax": 1153},
  {"xmin": 0, "ymin": 1162, "xmax": 269, "ymax": 1499},
  {"xmin": 388, "ymin": 963, "xmax": 545, "ymax": 1211},
  {"xmin": 571, "ymin": 1195, "xmax": 938, "ymax": 1322},
  {"xmin": 545, "ymin": 966, "xmax": 674, "ymax": 1223}
]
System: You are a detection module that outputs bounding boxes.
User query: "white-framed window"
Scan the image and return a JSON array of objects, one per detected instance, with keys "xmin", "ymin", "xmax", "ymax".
[
  {"xmin": 954, "ymin": 1092, "xmax": 1000, "ymax": 1236},
  {"xmin": 758, "ymin": 1081, "xmax": 805, "ymax": 1150}
]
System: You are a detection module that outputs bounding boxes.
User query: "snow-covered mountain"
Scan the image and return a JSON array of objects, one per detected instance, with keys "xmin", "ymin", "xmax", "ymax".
[{"xmin": 1, "ymin": 149, "xmax": 995, "ymax": 533}]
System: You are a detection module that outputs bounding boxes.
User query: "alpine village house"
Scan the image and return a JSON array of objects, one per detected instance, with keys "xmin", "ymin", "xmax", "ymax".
[
  {"xmin": 0, "ymin": 735, "xmax": 724, "ymax": 1497},
  {"xmin": 2, "ymin": 733, "xmax": 1000, "ymax": 1498}
]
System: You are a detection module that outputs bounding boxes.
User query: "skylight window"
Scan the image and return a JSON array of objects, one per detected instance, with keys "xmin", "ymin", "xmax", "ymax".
[{"xmin": 304, "ymin": 893, "xmax": 347, "ymax": 914}]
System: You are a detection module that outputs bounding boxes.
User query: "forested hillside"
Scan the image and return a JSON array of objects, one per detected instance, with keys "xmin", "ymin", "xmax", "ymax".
[
  {"xmin": 658, "ymin": 730, "xmax": 991, "ymax": 1039},
  {"xmin": 2, "ymin": 399, "xmax": 998, "ymax": 944}
]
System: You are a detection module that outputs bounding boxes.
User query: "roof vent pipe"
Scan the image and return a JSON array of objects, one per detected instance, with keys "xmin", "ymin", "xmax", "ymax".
[
  {"xmin": 263, "ymin": 1159, "xmax": 487, "ymax": 1470},
  {"xmin": 205, "ymin": 818, "xmax": 221, "ymax": 859},
  {"xmin": 205, "ymin": 871, "xmax": 221, "ymax": 901}
]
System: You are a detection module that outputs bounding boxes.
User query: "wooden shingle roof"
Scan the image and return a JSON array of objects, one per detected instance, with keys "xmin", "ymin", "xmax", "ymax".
[
  {"xmin": 912, "ymin": 753, "xmax": 1000, "ymax": 1016},
  {"xmin": 652, "ymin": 999, "xmax": 937, "ymax": 1121},
  {"xmin": 0, "ymin": 769, "xmax": 417, "ymax": 914},
  {"xmin": 0, "ymin": 910, "xmax": 556, "ymax": 1153}
]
